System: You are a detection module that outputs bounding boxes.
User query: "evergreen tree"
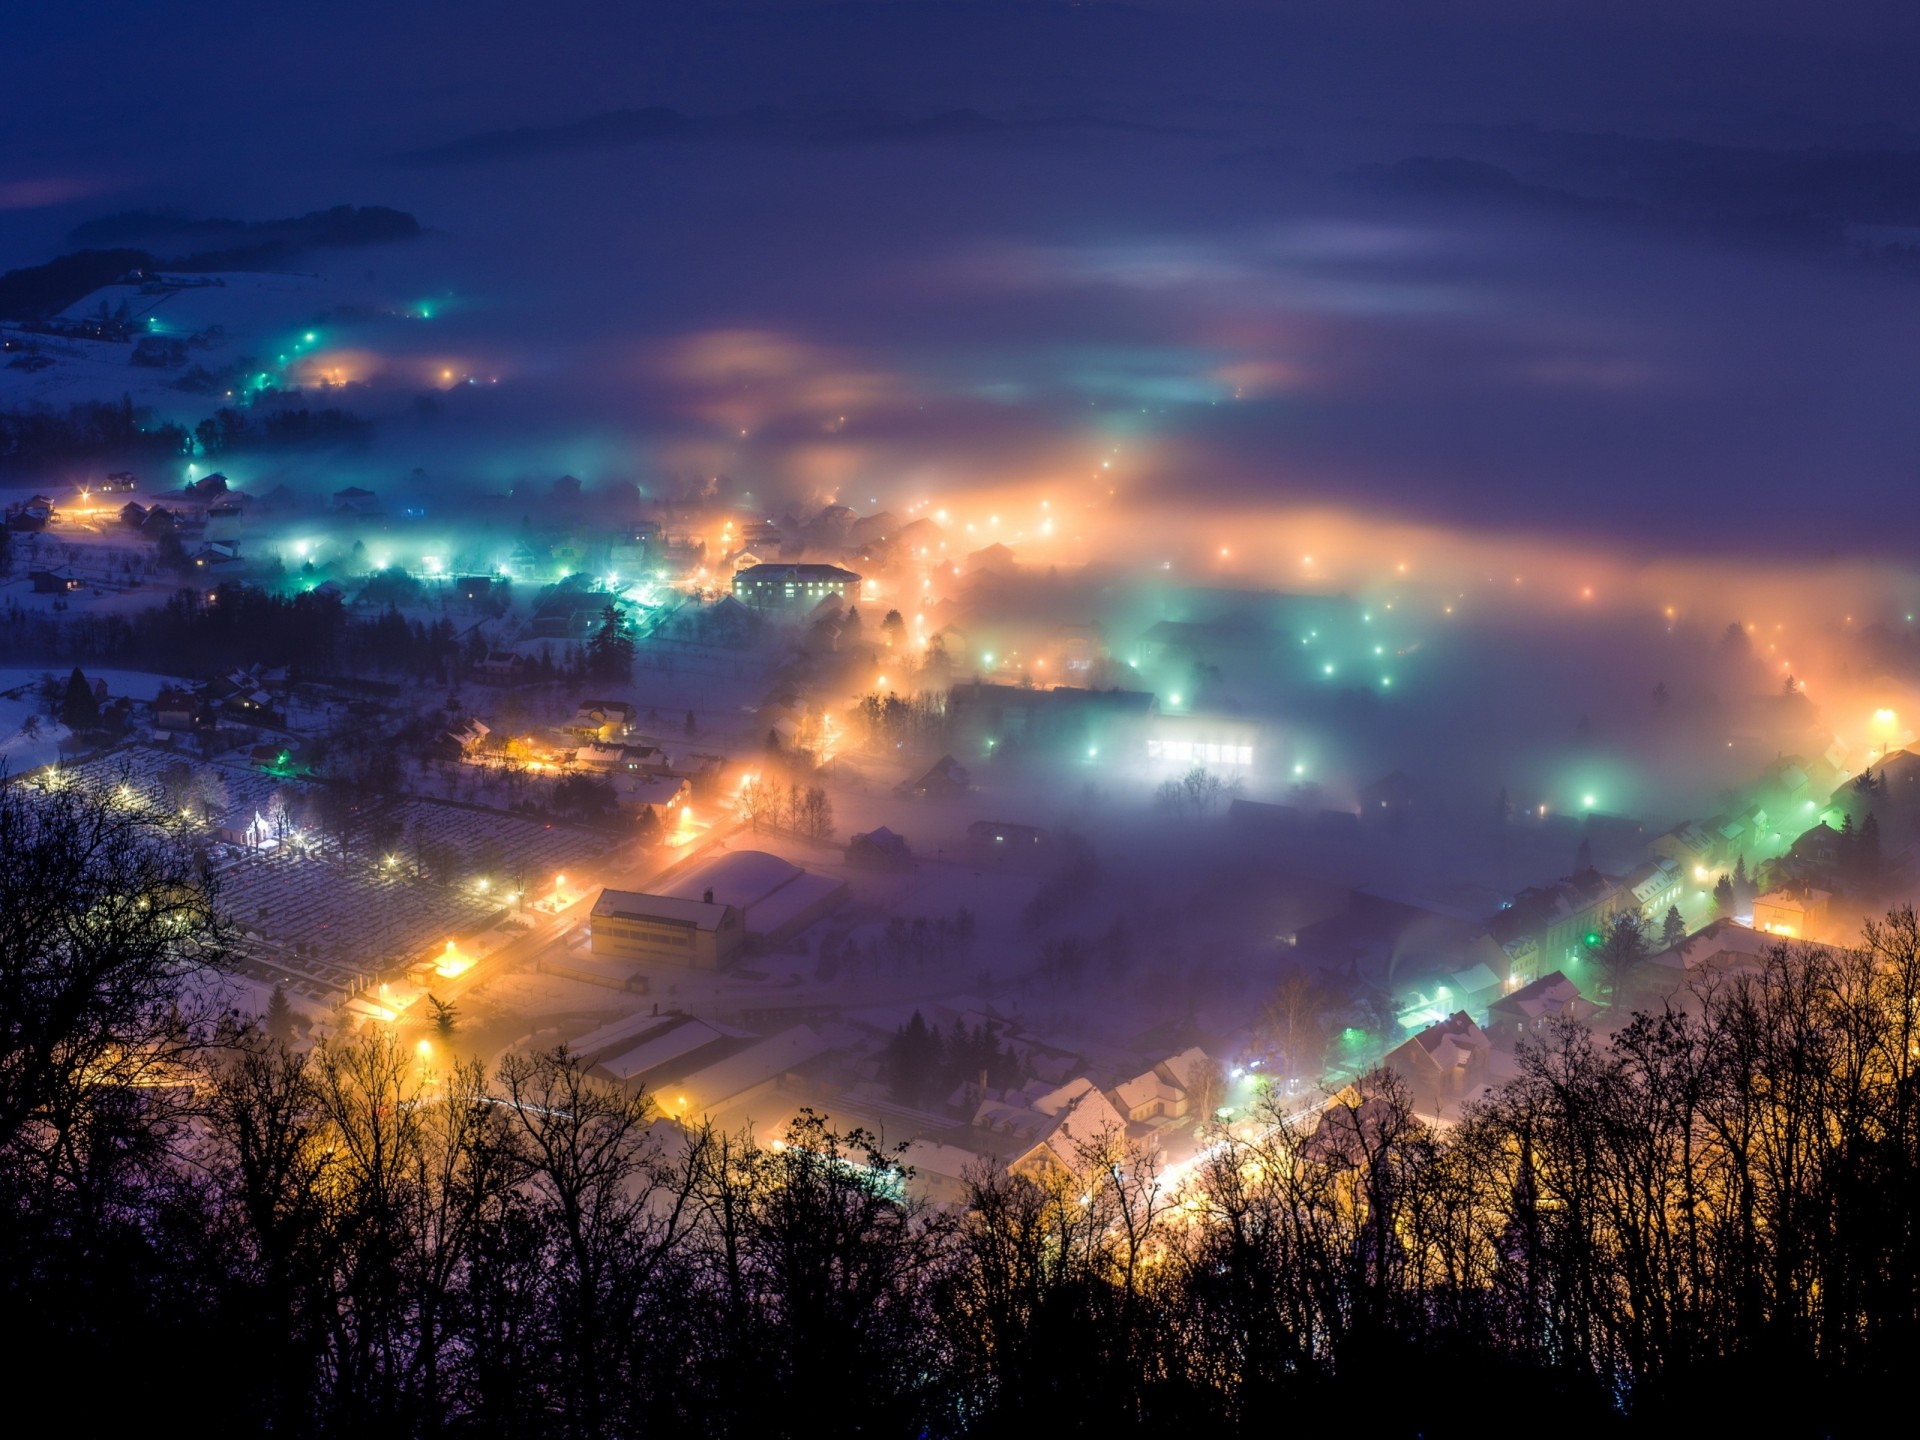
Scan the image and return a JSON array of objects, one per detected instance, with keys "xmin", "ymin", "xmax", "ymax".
[
  {"xmin": 1575, "ymin": 835, "xmax": 1593, "ymax": 871},
  {"xmin": 60, "ymin": 667, "xmax": 98, "ymax": 729},
  {"xmin": 881, "ymin": 1010, "xmax": 939, "ymax": 1107},
  {"xmin": 264, "ymin": 982, "xmax": 294, "ymax": 1043},
  {"xmin": 633, "ymin": 805, "xmax": 662, "ymax": 847},
  {"xmin": 429, "ymin": 994, "xmax": 458, "ymax": 1037},
  {"xmin": 1595, "ymin": 911, "xmax": 1649, "ymax": 1003},
  {"xmin": 1733, "ymin": 853, "xmax": 1750, "ymax": 899},
  {"xmin": 584, "ymin": 604, "xmax": 635, "ymax": 684},
  {"xmin": 1714, "ymin": 873, "xmax": 1736, "ymax": 916},
  {"xmin": 684, "ymin": 709, "xmax": 697, "ymax": 737},
  {"xmin": 1662, "ymin": 904, "xmax": 1687, "ymax": 950}
]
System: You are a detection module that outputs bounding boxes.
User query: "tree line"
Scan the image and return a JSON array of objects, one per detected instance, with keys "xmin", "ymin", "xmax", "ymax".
[{"xmin": 5, "ymin": 772, "xmax": 1919, "ymax": 1436}]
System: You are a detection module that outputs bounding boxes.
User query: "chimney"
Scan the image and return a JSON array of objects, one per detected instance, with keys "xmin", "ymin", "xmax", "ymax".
[{"xmin": 703, "ymin": 888, "xmax": 715, "ymax": 904}]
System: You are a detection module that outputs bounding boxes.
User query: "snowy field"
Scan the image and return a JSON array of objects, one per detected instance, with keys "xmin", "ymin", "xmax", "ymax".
[
  {"xmin": 0, "ymin": 269, "xmax": 405, "ymax": 415},
  {"xmin": 0, "ymin": 665, "xmax": 191, "ymax": 702}
]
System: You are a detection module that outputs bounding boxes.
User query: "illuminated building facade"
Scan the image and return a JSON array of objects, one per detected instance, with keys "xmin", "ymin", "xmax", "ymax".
[
  {"xmin": 1752, "ymin": 887, "xmax": 1831, "ymax": 939},
  {"xmin": 590, "ymin": 888, "xmax": 743, "ymax": 969},
  {"xmin": 732, "ymin": 562, "xmax": 861, "ymax": 612}
]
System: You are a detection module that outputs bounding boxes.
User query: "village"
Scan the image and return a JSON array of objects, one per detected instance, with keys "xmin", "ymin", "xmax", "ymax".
[{"xmin": 5, "ymin": 449, "xmax": 1916, "ymax": 1206}]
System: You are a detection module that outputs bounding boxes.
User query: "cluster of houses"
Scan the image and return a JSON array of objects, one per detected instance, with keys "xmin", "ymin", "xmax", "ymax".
[
  {"xmin": 438, "ymin": 696, "xmax": 725, "ymax": 826},
  {"xmin": 871, "ymin": 1034, "xmax": 1222, "ymax": 1204},
  {"xmin": 1312, "ymin": 741, "xmax": 1920, "ymax": 1119},
  {"xmin": 1381, "ymin": 971, "xmax": 1599, "ymax": 1114}
]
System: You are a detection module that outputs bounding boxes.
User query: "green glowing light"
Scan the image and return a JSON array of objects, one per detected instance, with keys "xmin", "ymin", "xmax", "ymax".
[
  {"xmin": 1582, "ymin": 794, "xmax": 1596, "ymax": 809},
  {"xmin": 1585, "ymin": 931, "xmax": 1602, "ymax": 947},
  {"xmin": 1323, "ymin": 663, "xmax": 1334, "ymax": 675}
]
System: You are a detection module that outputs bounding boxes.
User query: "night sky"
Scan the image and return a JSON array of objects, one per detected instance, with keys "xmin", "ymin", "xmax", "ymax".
[{"xmin": 10, "ymin": 1, "xmax": 1920, "ymax": 551}]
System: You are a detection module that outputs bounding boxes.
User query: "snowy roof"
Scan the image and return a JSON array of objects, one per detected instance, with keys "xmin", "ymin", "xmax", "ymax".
[
  {"xmin": 734, "ymin": 562, "xmax": 862, "ymax": 584},
  {"xmin": 1492, "ymin": 970, "xmax": 1584, "ymax": 1020},
  {"xmin": 1111, "ymin": 1073, "xmax": 1182, "ymax": 1112},
  {"xmin": 661, "ymin": 850, "xmax": 803, "ymax": 910},
  {"xmin": 1448, "ymin": 962, "xmax": 1501, "ymax": 995},
  {"xmin": 675, "ymin": 1026, "xmax": 830, "ymax": 1111},
  {"xmin": 1388, "ymin": 1012, "xmax": 1488, "ymax": 1074},
  {"xmin": 610, "ymin": 774, "xmax": 687, "ymax": 804},
  {"xmin": 600, "ymin": 1019, "xmax": 727, "ymax": 1084},
  {"xmin": 593, "ymin": 888, "xmax": 735, "ymax": 931}
]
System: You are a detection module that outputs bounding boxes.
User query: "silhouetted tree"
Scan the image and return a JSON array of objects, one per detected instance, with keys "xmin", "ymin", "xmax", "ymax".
[
  {"xmin": 1595, "ymin": 911, "xmax": 1648, "ymax": 1003},
  {"xmin": 264, "ymin": 981, "xmax": 294, "ymax": 1043},
  {"xmin": 59, "ymin": 666, "xmax": 97, "ymax": 729},
  {"xmin": 1662, "ymin": 904, "xmax": 1687, "ymax": 950},
  {"xmin": 585, "ymin": 603, "xmax": 635, "ymax": 683}
]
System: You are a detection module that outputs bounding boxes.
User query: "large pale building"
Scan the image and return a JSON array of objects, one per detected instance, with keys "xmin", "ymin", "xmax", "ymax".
[
  {"xmin": 590, "ymin": 888, "xmax": 744, "ymax": 969},
  {"xmin": 731, "ymin": 562, "xmax": 862, "ymax": 612}
]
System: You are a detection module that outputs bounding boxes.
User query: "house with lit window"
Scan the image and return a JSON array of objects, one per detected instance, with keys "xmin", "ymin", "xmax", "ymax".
[
  {"xmin": 1486, "ymin": 869, "xmax": 1635, "ymax": 985},
  {"xmin": 971, "ymin": 1077, "xmax": 1129, "ymax": 1179},
  {"xmin": 1486, "ymin": 970, "xmax": 1595, "ymax": 1048},
  {"xmin": 610, "ymin": 773, "xmax": 692, "ymax": 825},
  {"xmin": 574, "ymin": 741, "xmax": 671, "ymax": 777},
  {"xmin": 1107, "ymin": 1047, "xmax": 1214, "ymax": 1125},
  {"xmin": 567, "ymin": 700, "xmax": 638, "ymax": 741},
  {"xmin": 1752, "ymin": 886, "xmax": 1831, "ymax": 939},
  {"xmin": 1626, "ymin": 856, "xmax": 1683, "ymax": 920}
]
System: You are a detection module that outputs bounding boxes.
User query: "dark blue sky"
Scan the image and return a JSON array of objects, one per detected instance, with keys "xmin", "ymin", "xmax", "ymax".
[{"xmin": 9, "ymin": 1, "xmax": 1920, "ymax": 552}]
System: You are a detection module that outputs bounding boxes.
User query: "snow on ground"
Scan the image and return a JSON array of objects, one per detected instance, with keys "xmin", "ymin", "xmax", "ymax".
[
  {"xmin": 0, "ymin": 270, "xmax": 404, "ymax": 416},
  {"xmin": 0, "ymin": 665, "xmax": 192, "ymax": 702},
  {"xmin": 0, "ymin": 694, "xmax": 69, "ymax": 770}
]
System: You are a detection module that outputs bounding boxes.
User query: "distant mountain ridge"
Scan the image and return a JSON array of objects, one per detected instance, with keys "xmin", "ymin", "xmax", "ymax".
[
  {"xmin": 405, "ymin": 104, "xmax": 1210, "ymax": 164},
  {"xmin": 68, "ymin": 205, "xmax": 421, "ymax": 256}
]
